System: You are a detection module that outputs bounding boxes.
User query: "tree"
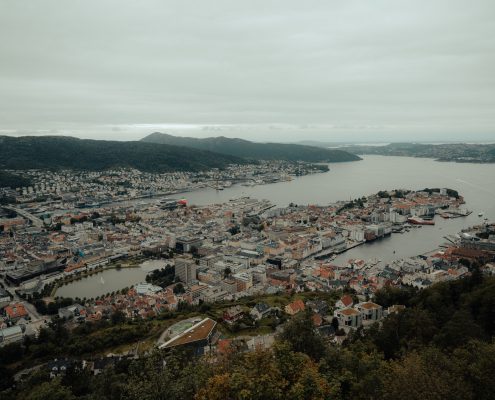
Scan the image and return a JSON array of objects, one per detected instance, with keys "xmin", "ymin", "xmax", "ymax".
[
  {"xmin": 111, "ymin": 310, "xmax": 127, "ymax": 325},
  {"xmin": 24, "ymin": 378, "xmax": 76, "ymax": 400},
  {"xmin": 331, "ymin": 316, "xmax": 339, "ymax": 331},
  {"xmin": 380, "ymin": 350, "xmax": 472, "ymax": 400},
  {"xmin": 197, "ymin": 350, "xmax": 287, "ymax": 400},
  {"xmin": 279, "ymin": 309, "xmax": 326, "ymax": 361},
  {"xmin": 173, "ymin": 283, "xmax": 185, "ymax": 295},
  {"xmin": 223, "ymin": 267, "xmax": 232, "ymax": 279}
]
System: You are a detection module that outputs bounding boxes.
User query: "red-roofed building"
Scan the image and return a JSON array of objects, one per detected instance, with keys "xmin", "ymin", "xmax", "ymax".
[
  {"xmin": 285, "ymin": 299, "xmax": 305, "ymax": 316},
  {"xmin": 312, "ymin": 313, "xmax": 323, "ymax": 327},
  {"xmin": 5, "ymin": 303, "xmax": 28, "ymax": 322},
  {"xmin": 335, "ymin": 295, "xmax": 353, "ymax": 309}
]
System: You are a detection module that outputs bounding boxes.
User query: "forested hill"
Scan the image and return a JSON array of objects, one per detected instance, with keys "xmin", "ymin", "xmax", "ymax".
[
  {"xmin": 0, "ymin": 136, "xmax": 246, "ymax": 172},
  {"xmin": 341, "ymin": 142, "xmax": 495, "ymax": 163},
  {"xmin": 141, "ymin": 132, "xmax": 362, "ymax": 162}
]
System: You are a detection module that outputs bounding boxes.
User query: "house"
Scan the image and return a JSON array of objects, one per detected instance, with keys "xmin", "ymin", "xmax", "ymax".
[
  {"xmin": 223, "ymin": 306, "xmax": 244, "ymax": 324},
  {"xmin": 47, "ymin": 358, "xmax": 73, "ymax": 378},
  {"xmin": 250, "ymin": 303, "xmax": 272, "ymax": 321},
  {"xmin": 306, "ymin": 300, "xmax": 328, "ymax": 315},
  {"xmin": 355, "ymin": 302, "xmax": 383, "ymax": 322},
  {"xmin": 285, "ymin": 299, "xmax": 305, "ymax": 316},
  {"xmin": 159, "ymin": 317, "xmax": 217, "ymax": 355},
  {"xmin": 312, "ymin": 313, "xmax": 323, "ymax": 327},
  {"xmin": 335, "ymin": 295, "xmax": 353, "ymax": 309},
  {"xmin": 0, "ymin": 325, "xmax": 23, "ymax": 346},
  {"xmin": 5, "ymin": 303, "xmax": 28, "ymax": 322},
  {"xmin": 58, "ymin": 304, "xmax": 86, "ymax": 320},
  {"xmin": 334, "ymin": 308, "xmax": 362, "ymax": 329}
]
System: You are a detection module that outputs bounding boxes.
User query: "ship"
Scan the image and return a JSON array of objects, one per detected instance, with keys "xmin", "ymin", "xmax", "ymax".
[{"xmin": 407, "ymin": 216, "xmax": 435, "ymax": 225}]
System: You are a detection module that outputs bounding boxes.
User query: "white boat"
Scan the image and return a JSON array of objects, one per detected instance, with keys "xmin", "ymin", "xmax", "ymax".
[
  {"xmin": 100, "ymin": 276, "xmax": 105, "ymax": 285},
  {"xmin": 478, "ymin": 212, "xmax": 484, "ymax": 217}
]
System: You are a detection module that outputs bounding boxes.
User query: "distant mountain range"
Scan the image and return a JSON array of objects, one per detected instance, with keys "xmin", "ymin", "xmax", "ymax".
[
  {"xmin": 0, "ymin": 135, "xmax": 246, "ymax": 172},
  {"xmin": 0, "ymin": 133, "xmax": 361, "ymax": 175},
  {"xmin": 141, "ymin": 132, "xmax": 361, "ymax": 163}
]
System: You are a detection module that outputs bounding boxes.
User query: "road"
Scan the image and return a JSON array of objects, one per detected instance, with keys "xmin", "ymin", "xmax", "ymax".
[
  {"xmin": 0, "ymin": 277, "xmax": 47, "ymax": 321},
  {"xmin": 3, "ymin": 205, "xmax": 44, "ymax": 227}
]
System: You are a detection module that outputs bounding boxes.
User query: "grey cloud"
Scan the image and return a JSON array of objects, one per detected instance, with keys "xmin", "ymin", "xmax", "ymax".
[{"xmin": 0, "ymin": 0, "xmax": 494, "ymax": 142}]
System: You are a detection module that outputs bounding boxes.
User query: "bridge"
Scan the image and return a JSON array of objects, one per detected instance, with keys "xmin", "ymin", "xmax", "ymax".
[{"xmin": 3, "ymin": 206, "xmax": 44, "ymax": 227}]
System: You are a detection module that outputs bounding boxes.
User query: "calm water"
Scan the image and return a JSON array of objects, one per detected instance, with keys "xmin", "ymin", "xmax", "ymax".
[
  {"xmin": 55, "ymin": 260, "xmax": 166, "ymax": 299},
  {"xmin": 59, "ymin": 156, "xmax": 495, "ymax": 297}
]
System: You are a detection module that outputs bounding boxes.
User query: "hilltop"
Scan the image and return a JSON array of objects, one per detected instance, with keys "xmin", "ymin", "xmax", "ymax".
[
  {"xmin": 141, "ymin": 132, "xmax": 362, "ymax": 162},
  {"xmin": 0, "ymin": 136, "xmax": 247, "ymax": 172}
]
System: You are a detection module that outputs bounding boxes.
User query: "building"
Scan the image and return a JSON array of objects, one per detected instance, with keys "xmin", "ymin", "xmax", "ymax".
[
  {"xmin": 306, "ymin": 300, "xmax": 328, "ymax": 315},
  {"xmin": 335, "ymin": 295, "xmax": 353, "ymax": 309},
  {"xmin": 285, "ymin": 299, "xmax": 305, "ymax": 316},
  {"xmin": 135, "ymin": 282, "xmax": 163, "ymax": 295},
  {"xmin": 250, "ymin": 303, "xmax": 272, "ymax": 321},
  {"xmin": 334, "ymin": 308, "xmax": 362, "ymax": 328},
  {"xmin": 159, "ymin": 317, "xmax": 217, "ymax": 355},
  {"xmin": 355, "ymin": 302, "xmax": 383, "ymax": 322},
  {"xmin": 220, "ymin": 278, "xmax": 238, "ymax": 294},
  {"xmin": 5, "ymin": 259, "xmax": 66, "ymax": 285},
  {"xmin": 0, "ymin": 288, "xmax": 10, "ymax": 308},
  {"xmin": 58, "ymin": 304, "xmax": 86, "ymax": 321},
  {"xmin": 223, "ymin": 305, "xmax": 244, "ymax": 324},
  {"xmin": 233, "ymin": 272, "xmax": 253, "ymax": 292},
  {"xmin": 5, "ymin": 303, "xmax": 28, "ymax": 322},
  {"xmin": 47, "ymin": 359, "xmax": 73, "ymax": 378},
  {"xmin": 175, "ymin": 237, "xmax": 202, "ymax": 254},
  {"xmin": 175, "ymin": 257, "xmax": 197, "ymax": 284},
  {"xmin": 0, "ymin": 325, "xmax": 23, "ymax": 346}
]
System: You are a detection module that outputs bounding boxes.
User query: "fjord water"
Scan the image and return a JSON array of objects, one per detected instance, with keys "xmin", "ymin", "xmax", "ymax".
[{"xmin": 177, "ymin": 155, "xmax": 495, "ymax": 264}]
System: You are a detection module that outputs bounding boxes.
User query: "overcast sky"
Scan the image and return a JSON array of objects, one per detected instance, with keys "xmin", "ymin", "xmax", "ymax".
[{"xmin": 1, "ymin": 0, "xmax": 494, "ymax": 142}]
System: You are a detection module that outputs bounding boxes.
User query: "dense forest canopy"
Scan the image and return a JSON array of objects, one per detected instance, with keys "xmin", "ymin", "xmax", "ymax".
[
  {"xmin": 141, "ymin": 132, "xmax": 362, "ymax": 163},
  {"xmin": 0, "ymin": 136, "xmax": 247, "ymax": 172}
]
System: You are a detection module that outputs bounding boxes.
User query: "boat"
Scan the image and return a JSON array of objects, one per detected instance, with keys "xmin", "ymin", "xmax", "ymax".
[
  {"xmin": 100, "ymin": 276, "xmax": 105, "ymax": 285},
  {"xmin": 407, "ymin": 216, "xmax": 435, "ymax": 225},
  {"xmin": 478, "ymin": 212, "xmax": 484, "ymax": 217}
]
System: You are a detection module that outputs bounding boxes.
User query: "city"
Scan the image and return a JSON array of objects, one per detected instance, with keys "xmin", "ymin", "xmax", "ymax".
[
  {"xmin": 2, "ymin": 1, "xmax": 495, "ymax": 399},
  {"xmin": 2, "ymin": 175, "xmax": 493, "ymax": 370}
]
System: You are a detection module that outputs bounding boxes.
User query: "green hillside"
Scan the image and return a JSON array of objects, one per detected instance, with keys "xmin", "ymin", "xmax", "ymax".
[
  {"xmin": 141, "ymin": 132, "xmax": 362, "ymax": 162},
  {"xmin": 0, "ymin": 136, "xmax": 246, "ymax": 172}
]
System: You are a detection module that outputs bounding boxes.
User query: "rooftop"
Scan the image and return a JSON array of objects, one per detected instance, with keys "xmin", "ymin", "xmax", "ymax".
[
  {"xmin": 339, "ymin": 308, "xmax": 360, "ymax": 316},
  {"xmin": 160, "ymin": 317, "xmax": 216, "ymax": 349}
]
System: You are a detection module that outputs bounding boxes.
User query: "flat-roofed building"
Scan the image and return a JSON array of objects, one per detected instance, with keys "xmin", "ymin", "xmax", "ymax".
[
  {"xmin": 0, "ymin": 325, "xmax": 23, "ymax": 346},
  {"xmin": 175, "ymin": 256, "xmax": 197, "ymax": 284}
]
